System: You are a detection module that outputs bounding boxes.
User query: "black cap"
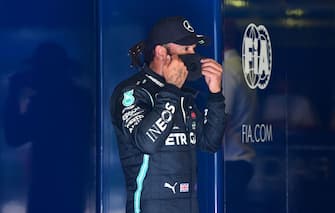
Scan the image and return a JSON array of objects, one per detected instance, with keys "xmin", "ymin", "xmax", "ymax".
[
  {"xmin": 142, "ymin": 16, "xmax": 208, "ymax": 64},
  {"xmin": 146, "ymin": 16, "xmax": 208, "ymax": 47}
]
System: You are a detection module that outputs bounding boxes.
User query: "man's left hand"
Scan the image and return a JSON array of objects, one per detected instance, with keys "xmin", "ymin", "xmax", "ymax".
[{"xmin": 201, "ymin": 58, "xmax": 223, "ymax": 93}]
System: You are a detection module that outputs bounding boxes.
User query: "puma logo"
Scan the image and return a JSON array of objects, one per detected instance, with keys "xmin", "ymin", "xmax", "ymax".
[{"xmin": 164, "ymin": 182, "xmax": 178, "ymax": 194}]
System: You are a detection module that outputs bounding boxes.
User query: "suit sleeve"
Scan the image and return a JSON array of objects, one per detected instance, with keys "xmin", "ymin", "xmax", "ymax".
[
  {"xmin": 110, "ymin": 84, "xmax": 181, "ymax": 154},
  {"xmin": 196, "ymin": 92, "xmax": 227, "ymax": 153}
]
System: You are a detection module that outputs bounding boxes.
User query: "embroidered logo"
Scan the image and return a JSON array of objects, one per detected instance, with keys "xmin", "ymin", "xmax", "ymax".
[
  {"xmin": 180, "ymin": 183, "xmax": 189, "ymax": 193},
  {"xmin": 183, "ymin": 20, "xmax": 194, "ymax": 33},
  {"xmin": 122, "ymin": 89, "xmax": 135, "ymax": 107},
  {"xmin": 164, "ymin": 182, "xmax": 178, "ymax": 194}
]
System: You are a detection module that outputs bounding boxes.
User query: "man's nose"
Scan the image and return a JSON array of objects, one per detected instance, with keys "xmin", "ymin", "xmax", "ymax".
[{"xmin": 188, "ymin": 48, "xmax": 195, "ymax": 54}]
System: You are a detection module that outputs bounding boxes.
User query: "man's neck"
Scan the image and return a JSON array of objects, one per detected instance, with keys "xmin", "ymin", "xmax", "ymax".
[{"xmin": 149, "ymin": 61, "xmax": 163, "ymax": 76}]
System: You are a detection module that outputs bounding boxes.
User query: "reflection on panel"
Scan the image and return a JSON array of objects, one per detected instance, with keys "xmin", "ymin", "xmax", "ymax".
[
  {"xmin": 223, "ymin": 0, "xmax": 335, "ymax": 212},
  {"xmin": 0, "ymin": 1, "xmax": 96, "ymax": 213},
  {"xmin": 223, "ymin": 7, "xmax": 287, "ymax": 212}
]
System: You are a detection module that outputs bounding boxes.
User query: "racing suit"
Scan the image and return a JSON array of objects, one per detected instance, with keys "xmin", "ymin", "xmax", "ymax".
[{"xmin": 110, "ymin": 66, "xmax": 227, "ymax": 213}]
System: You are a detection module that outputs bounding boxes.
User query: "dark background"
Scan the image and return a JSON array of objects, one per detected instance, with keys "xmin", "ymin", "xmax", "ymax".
[{"xmin": 0, "ymin": 0, "xmax": 334, "ymax": 213}]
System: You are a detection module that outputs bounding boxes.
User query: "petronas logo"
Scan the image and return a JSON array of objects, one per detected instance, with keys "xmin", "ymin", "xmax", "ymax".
[{"xmin": 122, "ymin": 89, "xmax": 135, "ymax": 107}]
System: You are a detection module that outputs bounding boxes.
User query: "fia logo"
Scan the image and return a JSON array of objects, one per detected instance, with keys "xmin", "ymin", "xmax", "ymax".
[{"xmin": 242, "ymin": 23, "xmax": 272, "ymax": 90}]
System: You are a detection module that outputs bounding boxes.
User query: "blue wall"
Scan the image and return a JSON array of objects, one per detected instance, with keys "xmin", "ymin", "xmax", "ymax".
[{"xmin": 0, "ymin": 0, "xmax": 97, "ymax": 212}]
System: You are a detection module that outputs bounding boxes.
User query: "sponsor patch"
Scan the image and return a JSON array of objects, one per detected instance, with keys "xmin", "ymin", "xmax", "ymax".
[
  {"xmin": 122, "ymin": 106, "xmax": 143, "ymax": 121},
  {"xmin": 180, "ymin": 183, "xmax": 189, "ymax": 193},
  {"xmin": 204, "ymin": 109, "xmax": 208, "ymax": 124},
  {"xmin": 164, "ymin": 182, "xmax": 177, "ymax": 194},
  {"xmin": 126, "ymin": 115, "xmax": 144, "ymax": 133},
  {"xmin": 145, "ymin": 102, "xmax": 176, "ymax": 142},
  {"xmin": 165, "ymin": 133, "xmax": 187, "ymax": 146},
  {"xmin": 122, "ymin": 89, "xmax": 135, "ymax": 107},
  {"xmin": 191, "ymin": 121, "xmax": 196, "ymax": 130},
  {"xmin": 161, "ymin": 110, "xmax": 172, "ymax": 123},
  {"xmin": 190, "ymin": 132, "xmax": 196, "ymax": 145},
  {"xmin": 122, "ymin": 104, "xmax": 135, "ymax": 114},
  {"xmin": 122, "ymin": 106, "xmax": 144, "ymax": 133},
  {"xmin": 191, "ymin": 111, "xmax": 196, "ymax": 119}
]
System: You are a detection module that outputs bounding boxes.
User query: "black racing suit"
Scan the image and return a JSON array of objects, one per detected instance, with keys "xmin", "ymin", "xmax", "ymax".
[{"xmin": 110, "ymin": 66, "xmax": 227, "ymax": 213}]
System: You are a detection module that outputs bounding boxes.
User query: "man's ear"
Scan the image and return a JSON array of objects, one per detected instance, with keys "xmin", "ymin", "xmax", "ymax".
[{"xmin": 154, "ymin": 45, "xmax": 167, "ymax": 59}]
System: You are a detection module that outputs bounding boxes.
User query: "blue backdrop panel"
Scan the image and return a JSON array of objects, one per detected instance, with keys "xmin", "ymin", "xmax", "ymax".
[
  {"xmin": 223, "ymin": 1, "xmax": 335, "ymax": 213},
  {"xmin": 222, "ymin": 3, "xmax": 288, "ymax": 213},
  {"xmin": 0, "ymin": 0, "xmax": 97, "ymax": 212},
  {"xmin": 100, "ymin": 0, "xmax": 223, "ymax": 213}
]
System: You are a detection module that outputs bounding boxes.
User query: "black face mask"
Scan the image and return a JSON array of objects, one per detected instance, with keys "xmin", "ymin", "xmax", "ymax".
[{"xmin": 179, "ymin": 53, "xmax": 204, "ymax": 81}]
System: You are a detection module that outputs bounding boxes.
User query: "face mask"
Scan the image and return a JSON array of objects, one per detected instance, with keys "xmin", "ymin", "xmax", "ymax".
[{"xmin": 179, "ymin": 53, "xmax": 204, "ymax": 81}]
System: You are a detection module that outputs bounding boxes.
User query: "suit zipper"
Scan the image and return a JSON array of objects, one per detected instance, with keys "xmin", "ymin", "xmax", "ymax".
[
  {"xmin": 181, "ymin": 97, "xmax": 189, "ymax": 132},
  {"xmin": 181, "ymin": 97, "xmax": 186, "ymax": 124}
]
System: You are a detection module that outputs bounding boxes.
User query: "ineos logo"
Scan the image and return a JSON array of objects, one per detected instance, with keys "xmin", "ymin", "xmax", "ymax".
[
  {"xmin": 242, "ymin": 23, "xmax": 272, "ymax": 90},
  {"xmin": 183, "ymin": 20, "xmax": 194, "ymax": 33},
  {"xmin": 161, "ymin": 110, "xmax": 172, "ymax": 123}
]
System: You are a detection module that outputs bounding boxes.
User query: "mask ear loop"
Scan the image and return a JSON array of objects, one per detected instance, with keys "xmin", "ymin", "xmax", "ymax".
[{"xmin": 128, "ymin": 41, "xmax": 145, "ymax": 69}]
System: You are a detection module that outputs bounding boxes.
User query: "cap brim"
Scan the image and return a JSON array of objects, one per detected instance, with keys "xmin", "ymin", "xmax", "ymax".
[{"xmin": 175, "ymin": 34, "xmax": 209, "ymax": 46}]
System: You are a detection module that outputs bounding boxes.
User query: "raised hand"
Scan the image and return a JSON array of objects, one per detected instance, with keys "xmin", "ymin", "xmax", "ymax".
[
  {"xmin": 201, "ymin": 58, "xmax": 223, "ymax": 93},
  {"xmin": 163, "ymin": 55, "xmax": 188, "ymax": 88}
]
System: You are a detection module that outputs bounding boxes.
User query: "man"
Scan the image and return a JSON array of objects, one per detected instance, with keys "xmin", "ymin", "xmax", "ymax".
[{"xmin": 110, "ymin": 16, "xmax": 227, "ymax": 213}]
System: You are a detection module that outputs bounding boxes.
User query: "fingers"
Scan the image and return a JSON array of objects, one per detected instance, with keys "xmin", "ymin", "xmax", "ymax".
[
  {"xmin": 201, "ymin": 58, "xmax": 223, "ymax": 93},
  {"xmin": 165, "ymin": 54, "xmax": 172, "ymax": 65},
  {"xmin": 201, "ymin": 58, "xmax": 222, "ymax": 73},
  {"xmin": 201, "ymin": 58, "xmax": 223, "ymax": 76},
  {"xmin": 163, "ymin": 55, "xmax": 188, "ymax": 88}
]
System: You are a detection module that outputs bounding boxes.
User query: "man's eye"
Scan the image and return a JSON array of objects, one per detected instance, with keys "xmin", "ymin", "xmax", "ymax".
[{"xmin": 184, "ymin": 47, "xmax": 189, "ymax": 51}]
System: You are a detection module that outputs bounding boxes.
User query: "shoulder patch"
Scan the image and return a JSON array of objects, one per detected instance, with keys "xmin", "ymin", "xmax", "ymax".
[{"xmin": 122, "ymin": 89, "xmax": 135, "ymax": 107}]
